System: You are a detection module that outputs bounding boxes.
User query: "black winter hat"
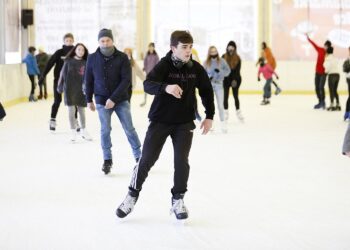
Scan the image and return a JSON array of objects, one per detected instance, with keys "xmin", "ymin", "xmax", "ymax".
[{"xmin": 98, "ymin": 29, "xmax": 114, "ymax": 41}]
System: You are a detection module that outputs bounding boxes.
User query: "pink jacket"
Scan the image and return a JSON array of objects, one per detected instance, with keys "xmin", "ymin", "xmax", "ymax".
[{"xmin": 258, "ymin": 64, "xmax": 278, "ymax": 80}]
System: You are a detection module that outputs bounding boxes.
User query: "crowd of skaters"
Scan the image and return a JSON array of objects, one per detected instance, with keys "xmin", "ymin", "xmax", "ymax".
[{"xmin": 2, "ymin": 28, "xmax": 350, "ymax": 221}]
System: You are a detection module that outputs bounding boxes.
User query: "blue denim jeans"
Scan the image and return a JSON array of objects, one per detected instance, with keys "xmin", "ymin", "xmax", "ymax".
[
  {"xmin": 211, "ymin": 82, "xmax": 225, "ymax": 121},
  {"xmin": 263, "ymin": 78, "xmax": 272, "ymax": 99},
  {"xmin": 96, "ymin": 101, "xmax": 141, "ymax": 161}
]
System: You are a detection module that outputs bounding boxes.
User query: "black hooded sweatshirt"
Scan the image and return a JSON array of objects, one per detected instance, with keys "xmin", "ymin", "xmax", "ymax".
[
  {"xmin": 41, "ymin": 45, "xmax": 74, "ymax": 81},
  {"xmin": 144, "ymin": 50, "xmax": 215, "ymax": 124}
]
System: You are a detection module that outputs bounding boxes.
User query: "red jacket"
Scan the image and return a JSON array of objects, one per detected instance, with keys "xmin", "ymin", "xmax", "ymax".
[{"xmin": 307, "ymin": 37, "xmax": 326, "ymax": 74}]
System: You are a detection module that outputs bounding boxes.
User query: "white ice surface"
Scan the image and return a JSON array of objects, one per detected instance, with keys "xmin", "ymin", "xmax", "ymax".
[{"xmin": 0, "ymin": 94, "xmax": 349, "ymax": 250}]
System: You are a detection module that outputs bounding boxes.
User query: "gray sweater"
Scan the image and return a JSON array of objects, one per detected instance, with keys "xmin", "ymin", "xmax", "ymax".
[
  {"xmin": 343, "ymin": 123, "xmax": 350, "ymax": 155},
  {"xmin": 58, "ymin": 58, "xmax": 87, "ymax": 107}
]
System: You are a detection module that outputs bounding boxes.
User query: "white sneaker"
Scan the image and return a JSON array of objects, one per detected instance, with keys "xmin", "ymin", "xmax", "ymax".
[
  {"xmin": 224, "ymin": 110, "xmax": 229, "ymax": 121},
  {"xmin": 81, "ymin": 129, "xmax": 92, "ymax": 141},
  {"xmin": 71, "ymin": 129, "xmax": 77, "ymax": 142},
  {"xmin": 236, "ymin": 110, "xmax": 244, "ymax": 122}
]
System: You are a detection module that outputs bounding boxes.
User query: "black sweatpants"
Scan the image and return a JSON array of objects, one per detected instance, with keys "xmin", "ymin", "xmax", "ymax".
[
  {"xmin": 346, "ymin": 78, "xmax": 350, "ymax": 112},
  {"xmin": 28, "ymin": 74, "xmax": 35, "ymax": 95},
  {"xmin": 223, "ymin": 79, "xmax": 241, "ymax": 110},
  {"xmin": 129, "ymin": 121, "xmax": 195, "ymax": 195},
  {"xmin": 51, "ymin": 79, "xmax": 62, "ymax": 119},
  {"xmin": 328, "ymin": 73, "xmax": 340, "ymax": 105},
  {"xmin": 315, "ymin": 73, "xmax": 326, "ymax": 103}
]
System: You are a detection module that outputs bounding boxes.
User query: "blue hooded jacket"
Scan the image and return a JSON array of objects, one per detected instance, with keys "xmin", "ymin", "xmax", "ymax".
[{"xmin": 22, "ymin": 53, "xmax": 40, "ymax": 76}]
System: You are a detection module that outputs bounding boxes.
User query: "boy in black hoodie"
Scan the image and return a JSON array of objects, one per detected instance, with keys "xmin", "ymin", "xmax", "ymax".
[
  {"xmin": 116, "ymin": 30, "xmax": 215, "ymax": 220},
  {"xmin": 39, "ymin": 33, "xmax": 75, "ymax": 131}
]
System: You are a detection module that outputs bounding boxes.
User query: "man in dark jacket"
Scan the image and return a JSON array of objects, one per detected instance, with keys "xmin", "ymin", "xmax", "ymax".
[
  {"xmin": 39, "ymin": 33, "xmax": 74, "ymax": 130},
  {"xmin": 85, "ymin": 29, "xmax": 141, "ymax": 174},
  {"xmin": 116, "ymin": 30, "xmax": 215, "ymax": 220}
]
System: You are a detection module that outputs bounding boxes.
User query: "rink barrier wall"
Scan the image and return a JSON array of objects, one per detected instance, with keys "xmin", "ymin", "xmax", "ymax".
[
  {"xmin": 0, "ymin": 64, "xmax": 53, "ymax": 108},
  {"xmin": 1, "ymin": 61, "xmax": 348, "ymax": 108}
]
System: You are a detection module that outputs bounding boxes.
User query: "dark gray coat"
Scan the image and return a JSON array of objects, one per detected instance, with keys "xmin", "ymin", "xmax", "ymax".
[{"xmin": 58, "ymin": 58, "xmax": 87, "ymax": 107}]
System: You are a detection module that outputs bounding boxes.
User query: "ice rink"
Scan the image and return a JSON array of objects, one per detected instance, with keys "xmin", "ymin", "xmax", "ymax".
[{"xmin": 0, "ymin": 94, "xmax": 349, "ymax": 250}]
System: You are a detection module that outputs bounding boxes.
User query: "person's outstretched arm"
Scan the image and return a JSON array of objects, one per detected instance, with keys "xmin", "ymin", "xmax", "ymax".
[
  {"xmin": 40, "ymin": 50, "xmax": 58, "ymax": 78},
  {"xmin": 306, "ymin": 36, "xmax": 322, "ymax": 51}
]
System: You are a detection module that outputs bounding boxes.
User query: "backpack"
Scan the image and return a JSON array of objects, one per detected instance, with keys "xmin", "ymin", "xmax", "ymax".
[{"xmin": 343, "ymin": 59, "xmax": 350, "ymax": 73}]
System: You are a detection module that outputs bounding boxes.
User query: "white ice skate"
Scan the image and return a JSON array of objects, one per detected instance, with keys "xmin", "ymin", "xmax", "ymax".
[
  {"xmin": 70, "ymin": 129, "xmax": 77, "ymax": 142},
  {"xmin": 224, "ymin": 110, "xmax": 229, "ymax": 121},
  {"xmin": 236, "ymin": 110, "xmax": 244, "ymax": 122},
  {"xmin": 221, "ymin": 121, "xmax": 228, "ymax": 134},
  {"xmin": 170, "ymin": 195, "xmax": 188, "ymax": 220},
  {"xmin": 81, "ymin": 129, "xmax": 92, "ymax": 141}
]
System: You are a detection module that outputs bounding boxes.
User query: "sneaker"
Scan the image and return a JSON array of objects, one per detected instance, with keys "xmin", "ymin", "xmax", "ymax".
[
  {"xmin": 70, "ymin": 129, "xmax": 77, "ymax": 142},
  {"xmin": 335, "ymin": 105, "xmax": 341, "ymax": 111},
  {"xmin": 275, "ymin": 87, "xmax": 282, "ymax": 95},
  {"xmin": 236, "ymin": 109, "xmax": 244, "ymax": 122},
  {"xmin": 170, "ymin": 194, "xmax": 188, "ymax": 220},
  {"xmin": 49, "ymin": 118, "xmax": 56, "ymax": 131},
  {"xmin": 102, "ymin": 159, "xmax": 113, "ymax": 175},
  {"xmin": 81, "ymin": 129, "xmax": 92, "ymax": 141},
  {"xmin": 116, "ymin": 190, "xmax": 139, "ymax": 218}
]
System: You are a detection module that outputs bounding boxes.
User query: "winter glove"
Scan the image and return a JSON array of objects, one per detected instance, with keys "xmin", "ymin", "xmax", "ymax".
[
  {"xmin": 258, "ymin": 77, "xmax": 261, "ymax": 82},
  {"xmin": 214, "ymin": 68, "xmax": 220, "ymax": 73}
]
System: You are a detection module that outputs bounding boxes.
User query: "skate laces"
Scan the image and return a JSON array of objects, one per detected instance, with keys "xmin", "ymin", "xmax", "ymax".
[
  {"xmin": 120, "ymin": 195, "xmax": 136, "ymax": 213},
  {"xmin": 170, "ymin": 198, "xmax": 187, "ymax": 215}
]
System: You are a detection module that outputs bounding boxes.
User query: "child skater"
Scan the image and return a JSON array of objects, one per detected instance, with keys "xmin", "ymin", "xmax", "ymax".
[{"xmin": 257, "ymin": 57, "xmax": 279, "ymax": 105}]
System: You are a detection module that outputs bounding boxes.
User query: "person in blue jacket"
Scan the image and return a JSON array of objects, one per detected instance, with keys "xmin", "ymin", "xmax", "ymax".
[
  {"xmin": 22, "ymin": 46, "xmax": 40, "ymax": 102},
  {"xmin": 85, "ymin": 29, "xmax": 141, "ymax": 174}
]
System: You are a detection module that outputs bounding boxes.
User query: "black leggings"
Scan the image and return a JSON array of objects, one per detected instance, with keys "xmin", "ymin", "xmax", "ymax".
[
  {"xmin": 328, "ymin": 74, "xmax": 340, "ymax": 105},
  {"xmin": 28, "ymin": 75, "xmax": 35, "ymax": 95},
  {"xmin": 346, "ymin": 78, "xmax": 350, "ymax": 112},
  {"xmin": 51, "ymin": 79, "xmax": 62, "ymax": 119},
  {"xmin": 223, "ymin": 79, "xmax": 241, "ymax": 110}
]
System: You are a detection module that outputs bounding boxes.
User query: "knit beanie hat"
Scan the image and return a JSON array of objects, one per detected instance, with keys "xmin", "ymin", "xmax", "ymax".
[{"xmin": 98, "ymin": 29, "xmax": 114, "ymax": 41}]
